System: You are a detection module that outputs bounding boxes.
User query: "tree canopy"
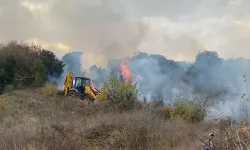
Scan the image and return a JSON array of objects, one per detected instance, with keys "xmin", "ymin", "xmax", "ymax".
[{"xmin": 0, "ymin": 41, "xmax": 64, "ymax": 91}]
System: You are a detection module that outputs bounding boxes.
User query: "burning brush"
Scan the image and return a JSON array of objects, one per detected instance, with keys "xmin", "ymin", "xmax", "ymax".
[{"xmin": 120, "ymin": 59, "xmax": 133, "ymax": 84}]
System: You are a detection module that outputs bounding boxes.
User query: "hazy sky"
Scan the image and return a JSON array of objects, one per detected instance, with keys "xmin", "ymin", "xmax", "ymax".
[{"xmin": 1, "ymin": 0, "xmax": 250, "ymax": 68}]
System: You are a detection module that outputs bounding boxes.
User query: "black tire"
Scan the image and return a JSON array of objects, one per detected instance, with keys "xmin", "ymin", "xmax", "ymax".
[{"xmin": 68, "ymin": 91, "xmax": 79, "ymax": 99}]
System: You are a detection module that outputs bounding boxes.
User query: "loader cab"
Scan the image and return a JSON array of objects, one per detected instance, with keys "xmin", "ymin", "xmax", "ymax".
[{"xmin": 72, "ymin": 77, "xmax": 91, "ymax": 94}]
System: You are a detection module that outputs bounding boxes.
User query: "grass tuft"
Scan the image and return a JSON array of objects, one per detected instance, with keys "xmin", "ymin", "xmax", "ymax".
[{"xmin": 42, "ymin": 83, "xmax": 58, "ymax": 96}]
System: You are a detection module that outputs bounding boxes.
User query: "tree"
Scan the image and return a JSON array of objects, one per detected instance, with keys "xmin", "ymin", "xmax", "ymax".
[
  {"xmin": 32, "ymin": 59, "xmax": 46, "ymax": 86},
  {"xmin": 0, "ymin": 56, "xmax": 16, "ymax": 91},
  {"xmin": 38, "ymin": 50, "xmax": 64, "ymax": 79},
  {"xmin": 0, "ymin": 41, "xmax": 64, "ymax": 90}
]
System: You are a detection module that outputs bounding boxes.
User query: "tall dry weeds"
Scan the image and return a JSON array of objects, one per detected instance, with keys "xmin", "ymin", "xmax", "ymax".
[{"xmin": 0, "ymin": 88, "xmax": 249, "ymax": 150}]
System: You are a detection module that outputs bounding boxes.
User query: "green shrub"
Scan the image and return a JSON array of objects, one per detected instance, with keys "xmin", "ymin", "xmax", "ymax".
[
  {"xmin": 31, "ymin": 59, "xmax": 46, "ymax": 86},
  {"xmin": 101, "ymin": 77, "xmax": 138, "ymax": 111},
  {"xmin": 96, "ymin": 85, "xmax": 108, "ymax": 101},
  {"xmin": 43, "ymin": 83, "xmax": 58, "ymax": 96},
  {"xmin": 159, "ymin": 96, "xmax": 206, "ymax": 123},
  {"xmin": 0, "ymin": 41, "xmax": 64, "ymax": 90},
  {"xmin": 3, "ymin": 84, "xmax": 15, "ymax": 93}
]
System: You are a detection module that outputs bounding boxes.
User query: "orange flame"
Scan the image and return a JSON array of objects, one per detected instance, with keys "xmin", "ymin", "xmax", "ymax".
[{"xmin": 120, "ymin": 59, "xmax": 133, "ymax": 84}]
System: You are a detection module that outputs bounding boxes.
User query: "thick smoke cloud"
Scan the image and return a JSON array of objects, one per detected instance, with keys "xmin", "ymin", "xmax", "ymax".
[
  {"xmin": 129, "ymin": 53, "xmax": 185, "ymax": 101},
  {"xmin": 2, "ymin": 0, "xmax": 250, "ymax": 120},
  {"xmin": 89, "ymin": 50, "xmax": 250, "ymax": 121},
  {"xmin": 56, "ymin": 50, "xmax": 250, "ymax": 121},
  {"xmin": 49, "ymin": 51, "xmax": 86, "ymax": 89},
  {"xmin": 61, "ymin": 52, "xmax": 85, "ymax": 77}
]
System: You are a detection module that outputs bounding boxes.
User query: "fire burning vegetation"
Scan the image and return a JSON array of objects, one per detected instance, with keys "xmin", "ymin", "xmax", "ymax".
[
  {"xmin": 49, "ymin": 49, "xmax": 250, "ymax": 122},
  {"xmin": 120, "ymin": 59, "xmax": 133, "ymax": 84},
  {"xmin": 2, "ymin": 41, "xmax": 250, "ymax": 149},
  {"xmin": 86, "ymin": 50, "xmax": 250, "ymax": 122}
]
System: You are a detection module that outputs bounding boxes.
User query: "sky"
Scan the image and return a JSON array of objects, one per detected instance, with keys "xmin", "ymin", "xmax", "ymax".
[{"xmin": 1, "ymin": 0, "xmax": 250, "ymax": 69}]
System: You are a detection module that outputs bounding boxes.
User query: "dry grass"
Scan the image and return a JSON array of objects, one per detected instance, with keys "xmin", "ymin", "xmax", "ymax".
[
  {"xmin": 42, "ymin": 83, "xmax": 58, "ymax": 96},
  {"xmin": 0, "ymin": 88, "xmax": 249, "ymax": 150}
]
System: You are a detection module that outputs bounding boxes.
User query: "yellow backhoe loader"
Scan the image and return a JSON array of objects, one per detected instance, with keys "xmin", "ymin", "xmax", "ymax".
[{"xmin": 63, "ymin": 72, "xmax": 101, "ymax": 102}]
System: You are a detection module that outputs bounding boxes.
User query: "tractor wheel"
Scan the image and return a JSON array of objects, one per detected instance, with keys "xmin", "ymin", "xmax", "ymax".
[{"xmin": 68, "ymin": 91, "xmax": 79, "ymax": 99}]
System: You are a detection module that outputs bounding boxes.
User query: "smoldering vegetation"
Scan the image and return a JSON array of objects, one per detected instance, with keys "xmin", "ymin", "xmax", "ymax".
[
  {"xmin": 60, "ymin": 50, "xmax": 250, "ymax": 121},
  {"xmin": 50, "ymin": 49, "xmax": 250, "ymax": 121}
]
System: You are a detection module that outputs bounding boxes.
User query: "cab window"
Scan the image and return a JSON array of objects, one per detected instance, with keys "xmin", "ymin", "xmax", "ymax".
[{"xmin": 75, "ymin": 78, "xmax": 83, "ymax": 87}]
